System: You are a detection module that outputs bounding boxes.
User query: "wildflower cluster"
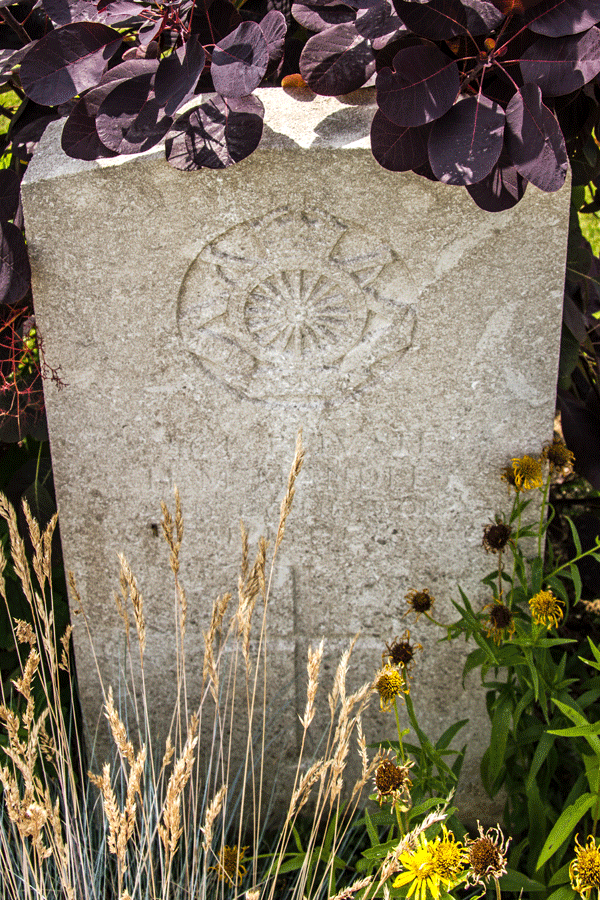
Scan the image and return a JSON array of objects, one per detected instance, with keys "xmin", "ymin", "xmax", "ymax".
[
  {"xmin": 391, "ymin": 824, "xmax": 509, "ymax": 900},
  {"xmin": 570, "ymin": 835, "xmax": 600, "ymax": 899}
]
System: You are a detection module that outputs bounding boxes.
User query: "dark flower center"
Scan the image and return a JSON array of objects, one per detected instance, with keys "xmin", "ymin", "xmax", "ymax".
[
  {"xmin": 490, "ymin": 604, "xmax": 512, "ymax": 630},
  {"xmin": 470, "ymin": 838, "xmax": 500, "ymax": 875}
]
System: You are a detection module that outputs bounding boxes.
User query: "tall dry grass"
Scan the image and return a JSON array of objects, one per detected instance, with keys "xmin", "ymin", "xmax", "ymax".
[{"xmin": 0, "ymin": 433, "xmax": 386, "ymax": 900}]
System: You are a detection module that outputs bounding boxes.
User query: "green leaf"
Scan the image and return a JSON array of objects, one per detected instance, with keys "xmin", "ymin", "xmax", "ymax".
[
  {"xmin": 545, "ymin": 887, "xmax": 577, "ymax": 900},
  {"xmin": 462, "ymin": 648, "xmax": 487, "ymax": 685},
  {"xmin": 531, "ymin": 556, "xmax": 543, "ymax": 594},
  {"xmin": 536, "ymin": 793, "xmax": 595, "ymax": 870},
  {"xmin": 498, "ymin": 869, "xmax": 546, "ymax": 892},
  {"xmin": 526, "ymin": 730, "xmax": 555, "ymax": 789},
  {"xmin": 552, "ymin": 699, "xmax": 600, "ymax": 755},
  {"xmin": 364, "ymin": 807, "xmax": 379, "ymax": 848},
  {"xmin": 582, "ymin": 754, "xmax": 600, "ymax": 793},
  {"xmin": 435, "ymin": 719, "xmax": 469, "ymax": 751},
  {"xmin": 566, "ymin": 516, "xmax": 582, "ymax": 556},
  {"xmin": 569, "ymin": 563, "xmax": 582, "ymax": 603},
  {"xmin": 548, "ymin": 724, "xmax": 600, "ymax": 738},
  {"xmin": 548, "ymin": 862, "xmax": 571, "ymax": 887},
  {"xmin": 488, "ymin": 697, "xmax": 512, "ymax": 785}
]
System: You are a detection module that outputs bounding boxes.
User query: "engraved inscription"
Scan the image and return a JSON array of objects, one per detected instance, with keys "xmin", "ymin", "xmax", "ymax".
[{"xmin": 177, "ymin": 207, "xmax": 418, "ymax": 402}]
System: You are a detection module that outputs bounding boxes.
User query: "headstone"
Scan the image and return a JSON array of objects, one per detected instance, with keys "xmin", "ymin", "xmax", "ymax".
[{"xmin": 21, "ymin": 87, "xmax": 570, "ymax": 820}]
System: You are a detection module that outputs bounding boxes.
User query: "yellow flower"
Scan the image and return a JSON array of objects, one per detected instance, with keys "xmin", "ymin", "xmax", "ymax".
[
  {"xmin": 465, "ymin": 822, "xmax": 510, "ymax": 889},
  {"xmin": 393, "ymin": 833, "xmax": 441, "ymax": 900},
  {"xmin": 510, "ymin": 455, "xmax": 544, "ymax": 491},
  {"xmin": 570, "ymin": 834, "xmax": 600, "ymax": 899},
  {"xmin": 529, "ymin": 589, "xmax": 564, "ymax": 629},
  {"xmin": 433, "ymin": 827, "xmax": 467, "ymax": 891},
  {"xmin": 374, "ymin": 664, "xmax": 407, "ymax": 711},
  {"xmin": 210, "ymin": 844, "xmax": 248, "ymax": 884}
]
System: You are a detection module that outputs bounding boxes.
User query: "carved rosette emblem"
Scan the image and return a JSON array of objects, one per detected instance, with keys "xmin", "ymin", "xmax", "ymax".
[{"xmin": 177, "ymin": 208, "xmax": 418, "ymax": 402}]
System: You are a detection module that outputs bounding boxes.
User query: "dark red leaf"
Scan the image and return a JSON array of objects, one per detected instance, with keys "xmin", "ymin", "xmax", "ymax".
[
  {"xmin": 61, "ymin": 83, "xmax": 121, "ymax": 158},
  {"xmin": 20, "ymin": 22, "xmax": 122, "ymax": 105},
  {"xmin": 526, "ymin": 0, "xmax": 600, "ymax": 38},
  {"xmin": 211, "ymin": 21, "xmax": 269, "ymax": 98},
  {"xmin": 299, "ymin": 22, "xmax": 375, "ymax": 94},
  {"xmin": 96, "ymin": 0, "xmax": 145, "ymax": 24},
  {"xmin": 370, "ymin": 109, "xmax": 430, "ymax": 169},
  {"xmin": 355, "ymin": 0, "xmax": 404, "ymax": 39},
  {"xmin": 192, "ymin": 0, "xmax": 242, "ymax": 45},
  {"xmin": 96, "ymin": 72, "xmax": 173, "ymax": 153},
  {"xmin": 393, "ymin": 0, "xmax": 468, "ymax": 39},
  {"xmin": 41, "ymin": 0, "xmax": 105, "ymax": 25},
  {"xmin": 505, "ymin": 82, "xmax": 567, "ymax": 191},
  {"xmin": 466, "ymin": 152, "xmax": 527, "ymax": 209},
  {"xmin": 376, "ymin": 43, "xmax": 459, "ymax": 126},
  {"xmin": 155, "ymin": 36, "xmax": 205, "ymax": 116},
  {"xmin": 0, "ymin": 170, "xmax": 20, "ymax": 221},
  {"xmin": 520, "ymin": 27, "xmax": 600, "ymax": 96},
  {"xmin": 292, "ymin": 2, "xmax": 356, "ymax": 32},
  {"xmin": 259, "ymin": 10, "xmax": 287, "ymax": 63},
  {"xmin": 558, "ymin": 390, "xmax": 600, "ymax": 489},
  {"xmin": 0, "ymin": 223, "xmax": 30, "ymax": 306},
  {"xmin": 428, "ymin": 94, "xmax": 505, "ymax": 185},
  {"xmin": 462, "ymin": 0, "xmax": 504, "ymax": 33},
  {"xmin": 166, "ymin": 93, "xmax": 264, "ymax": 169}
]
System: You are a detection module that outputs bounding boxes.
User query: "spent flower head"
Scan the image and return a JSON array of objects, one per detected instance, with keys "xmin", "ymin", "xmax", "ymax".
[
  {"xmin": 374, "ymin": 756, "xmax": 413, "ymax": 809},
  {"xmin": 384, "ymin": 630, "xmax": 422, "ymax": 672},
  {"xmin": 529, "ymin": 589, "xmax": 564, "ymax": 629},
  {"xmin": 405, "ymin": 588, "xmax": 434, "ymax": 620},
  {"xmin": 483, "ymin": 599, "xmax": 515, "ymax": 645},
  {"xmin": 210, "ymin": 845, "xmax": 248, "ymax": 885},
  {"xmin": 570, "ymin": 835, "xmax": 600, "ymax": 899},
  {"xmin": 465, "ymin": 823, "xmax": 510, "ymax": 890},
  {"xmin": 374, "ymin": 663, "xmax": 408, "ymax": 711},
  {"xmin": 543, "ymin": 436, "xmax": 575, "ymax": 475},
  {"xmin": 482, "ymin": 520, "xmax": 512, "ymax": 554}
]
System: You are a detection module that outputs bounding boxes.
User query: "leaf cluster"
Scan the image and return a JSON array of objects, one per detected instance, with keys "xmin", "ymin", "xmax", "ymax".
[{"xmin": 295, "ymin": 0, "xmax": 600, "ymax": 211}]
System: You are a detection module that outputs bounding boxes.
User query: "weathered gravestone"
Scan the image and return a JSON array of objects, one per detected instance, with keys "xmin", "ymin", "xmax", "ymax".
[{"xmin": 21, "ymin": 87, "xmax": 570, "ymax": 820}]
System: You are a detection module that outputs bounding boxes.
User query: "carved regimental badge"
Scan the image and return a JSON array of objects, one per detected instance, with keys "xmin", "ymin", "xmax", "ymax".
[{"xmin": 177, "ymin": 207, "xmax": 418, "ymax": 402}]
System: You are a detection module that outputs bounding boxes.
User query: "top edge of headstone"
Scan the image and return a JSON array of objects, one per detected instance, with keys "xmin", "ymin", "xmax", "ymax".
[{"xmin": 22, "ymin": 87, "xmax": 377, "ymax": 186}]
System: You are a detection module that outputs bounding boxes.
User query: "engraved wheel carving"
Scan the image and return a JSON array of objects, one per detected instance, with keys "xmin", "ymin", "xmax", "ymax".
[{"xmin": 177, "ymin": 207, "xmax": 418, "ymax": 402}]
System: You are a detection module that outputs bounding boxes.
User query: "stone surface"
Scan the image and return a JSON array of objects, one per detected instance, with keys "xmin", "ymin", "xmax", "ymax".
[{"xmin": 22, "ymin": 87, "xmax": 570, "ymax": 820}]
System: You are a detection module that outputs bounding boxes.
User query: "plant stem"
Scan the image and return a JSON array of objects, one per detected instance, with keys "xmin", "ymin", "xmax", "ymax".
[{"xmin": 538, "ymin": 473, "xmax": 551, "ymax": 559}]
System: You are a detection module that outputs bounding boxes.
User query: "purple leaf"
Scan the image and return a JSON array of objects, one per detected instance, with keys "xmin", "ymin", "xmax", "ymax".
[
  {"xmin": 259, "ymin": 10, "xmax": 287, "ymax": 64},
  {"xmin": 0, "ymin": 223, "xmax": 30, "ymax": 306},
  {"xmin": 292, "ymin": 2, "xmax": 356, "ymax": 31},
  {"xmin": 96, "ymin": 0, "xmax": 145, "ymax": 24},
  {"xmin": 462, "ymin": 0, "xmax": 504, "ymax": 33},
  {"xmin": 376, "ymin": 44, "xmax": 459, "ymax": 126},
  {"xmin": 526, "ymin": 0, "xmax": 600, "ymax": 38},
  {"xmin": 558, "ymin": 390, "xmax": 600, "ymax": 489},
  {"xmin": 428, "ymin": 94, "xmax": 505, "ymax": 185},
  {"xmin": 466, "ymin": 152, "xmax": 526, "ymax": 210},
  {"xmin": 166, "ymin": 93, "xmax": 264, "ymax": 169},
  {"xmin": 505, "ymin": 82, "xmax": 567, "ymax": 191},
  {"xmin": 96, "ymin": 72, "xmax": 173, "ymax": 153},
  {"xmin": 61, "ymin": 83, "xmax": 121, "ymax": 158},
  {"xmin": 370, "ymin": 109, "xmax": 430, "ymax": 169},
  {"xmin": 355, "ymin": 0, "xmax": 404, "ymax": 39},
  {"xmin": 393, "ymin": 0, "xmax": 468, "ymax": 39},
  {"xmin": 299, "ymin": 22, "xmax": 375, "ymax": 94},
  {"xmin": 62, "ymin": 58, "xmax": 158, "ymax": 159},
  {"xmin": 41, "ymin": 0, "xmax": 105, "ymax": 25},
  {"xmin": 155, "ymin": 36, "xmax": 205, "ymax": 116},
  {"xmin": 192, "ymin": 0, "xmax": 242, "ymax": 45},
  {"xmin": 520, "ymin": 27, "xmax": 600, "ymax": 96},
  {"xmin": 0, "ymin": 170, "xmax": 20, "ymax": 221},
  {"xmin": 20, "ymin": 22, "xmax": 122, "ymax": 106},
  {"xmin": 211, "ymin": 21, "xmax": 269, "ymax": 98}
]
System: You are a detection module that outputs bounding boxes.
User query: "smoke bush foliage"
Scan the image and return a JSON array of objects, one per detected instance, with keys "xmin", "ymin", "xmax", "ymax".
[{"xmin": 0, "ymin": 0, "xmax": 600, "ymax": 437}]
